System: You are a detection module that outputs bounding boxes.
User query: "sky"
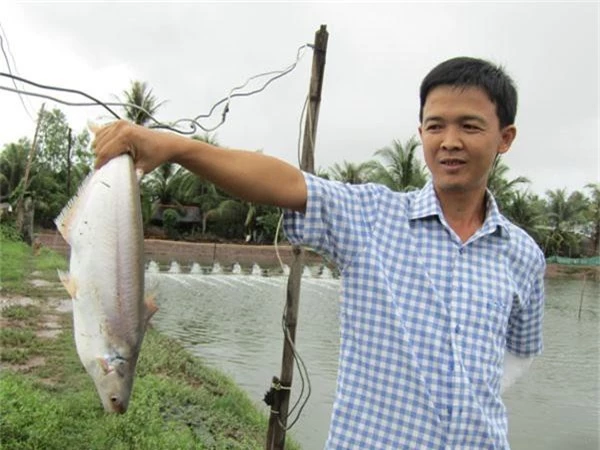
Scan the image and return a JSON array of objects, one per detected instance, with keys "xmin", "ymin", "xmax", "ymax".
[{"xmin": 1, "ymin": 2, "xmax": 598, "ymax": 197}]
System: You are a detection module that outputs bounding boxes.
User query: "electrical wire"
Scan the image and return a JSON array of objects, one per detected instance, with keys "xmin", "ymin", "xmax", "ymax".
[
  {"xmin": 0, "ymin": 43, "xmax": 313, "ymax": 135},
  {"xmin": 0, "ymin": 72, "xmax": 122, "ymax": 119},
  {"xmin": 155, "ymin": 43, "xmax": 312, "ymax": 134},
  {"xmin": 277, "ymin": 301, "xmax": 312, "ymax": 431},
  {"xmin": 0, "ymin": 22, "xmax": 35, "ymax": 121}
]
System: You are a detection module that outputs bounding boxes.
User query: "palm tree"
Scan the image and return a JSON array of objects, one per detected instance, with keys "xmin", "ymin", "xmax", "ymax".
[
  {"xmin": 315, "ymin": 166, "xmax": 331, "ymax": 180},
  {"xmin": 487, "ymin": 158, "xmax": 530, "ymax": 212},
  {"xmin": 121, "ymin": 81, "xmax": 166, "ymax": 126},
  {"xmin": 328, "ymin": 160, "xmax": 373, "ymax": 184},
  {"xmin": 368, "ymin": 136, "xmax": 428, "ymax": 192},
  {"xmin": 585, "ymin": 183, "xmax": 600, "ymax": 255},
  {"xmin": 543, "ymin": 188, "xmax": 590, "ymax": 257},
  {"xmin": 142, "ymin": 163, "xmax": 196, "ymax": 205},
  {"xmin": 0, "ymin": 139, "xmax": 30, "ymax": 202},
  {"xmin": 502, "ymin": 191, "xmax": 545, "ymax": 242}
]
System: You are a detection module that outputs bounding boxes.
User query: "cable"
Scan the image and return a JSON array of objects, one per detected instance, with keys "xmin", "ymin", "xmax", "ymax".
[
  {"xmin": 157, "ymin": 43, "xmax": 312, "ymax": 134},
  {"xmin": 0, "ymin": 72, "xmax": 122, "ymax": 120},
  {"xmin": 276, "ymin": 302, "xmax": 312, "ymax": 431},
  {"xmin": 0, "ymin": 23, "xmax": 34, "ymax": 121},
  {"xmin": 0, "ymin": 43, "xmax": 313, "ymax": 135},
  {"xmin": 273, "ymin": 212, "xmax": 286, "ymax": 272}
]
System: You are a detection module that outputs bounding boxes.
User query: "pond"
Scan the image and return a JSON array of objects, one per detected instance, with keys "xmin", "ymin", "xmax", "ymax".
[{"xmin": 146, "ymin": 266, "xmax": 599, "ymax": 449}]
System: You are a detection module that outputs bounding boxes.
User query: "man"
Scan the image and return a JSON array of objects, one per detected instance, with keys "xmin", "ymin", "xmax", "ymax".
[{"xmin": 93, "ymin": 57, "xmax": 545, "ymax": 449}]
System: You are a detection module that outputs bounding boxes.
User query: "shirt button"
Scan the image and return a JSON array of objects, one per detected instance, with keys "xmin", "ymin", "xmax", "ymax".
[
  {"xmin": 458, "ymin": 248, "xmax": 464, "ymax": 255},
  {"xmin": 449, "ymin": 361, "xmax": 454, "ymax": 371},
  {"xmin": 455, "ymin": 324, "xmax": 460, "ymax": 334}
]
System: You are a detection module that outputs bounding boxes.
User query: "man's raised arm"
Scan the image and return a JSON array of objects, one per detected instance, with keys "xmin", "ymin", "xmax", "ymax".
[{"xmin": 92, "ymin": 120, "xmax": 307, "ymax": 213}]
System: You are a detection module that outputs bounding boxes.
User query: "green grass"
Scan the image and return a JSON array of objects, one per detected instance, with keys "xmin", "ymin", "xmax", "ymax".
[
  {"xmin": 0, "ymin": 328, "xmax": 38, "ymax": 346},
  {"xmin": 1, "ymin": 326, "xmax": 298, "ymax": 449},
  {"xmin": 1, "ymin": 304, "xmax": 41, "ymax": 323},
  {"xmin": 0, "ymin": 232, "xmax": 66, "ymax": 295},
  {"xmin": 0, "ymin": 231, "xmax": 302, "ymax": 450},
  {"xmin": 0, "ymin": 238, "xmax": 29, "ymax": 289}
]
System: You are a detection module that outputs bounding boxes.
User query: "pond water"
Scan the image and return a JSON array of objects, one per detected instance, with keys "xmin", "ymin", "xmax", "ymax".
[{"xmin": 146, "ymin": 267, "xmax": 599, "ymax": 449}]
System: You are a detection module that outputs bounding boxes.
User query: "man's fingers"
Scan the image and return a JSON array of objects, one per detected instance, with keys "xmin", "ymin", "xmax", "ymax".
[{"xmin": 94, "ymin": 133, "xmax": 129, "ymax": 170}]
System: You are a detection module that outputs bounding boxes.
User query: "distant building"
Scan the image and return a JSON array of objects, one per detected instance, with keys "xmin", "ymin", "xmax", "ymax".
[
  {"xmin": 0, "ymin": 202, "xmax": 13, "ymax": 220},
  {"xmin": 151, "ymin": 204, "xmax": 202, "ymax": 226}
]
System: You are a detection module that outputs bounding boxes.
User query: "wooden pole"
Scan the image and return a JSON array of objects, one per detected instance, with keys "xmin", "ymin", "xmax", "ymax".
[
  {"xmin": 66, "ymin": 127, "xmax": 72, "ymax": 197},
  {"xmin": 16, "ymin": 103, "xmax": 45, "ymax": 238},
  {"xmin": 266, "ymin": 24, "xmax": 328, "ymax": 450},
  {"xmin": 578, "ymin": 273, "xmax": 587, "ymax": 321}
]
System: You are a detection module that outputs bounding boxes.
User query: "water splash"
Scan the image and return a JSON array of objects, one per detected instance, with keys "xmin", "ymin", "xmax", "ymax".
[
  {"xmin": 190, "ymin": 262, "xmax": 203, "ymax": 274},
  {"xmin": 168, "ymin": 261, "xmax": 181, "ymax": 274},
  {"xmin": 211, "ymin": 262, "xmax": 223, "ymax": 274},
  {"xmin": 147, "ymin": 260, "xmax": 160, "ymax": 273},
  {"xmin": 232, "ymin": 263, "xmax": 242, "ymax": 275},
  {"xmin": 251, "ymin": 263, "xmax": 262, "ymax": 276}
]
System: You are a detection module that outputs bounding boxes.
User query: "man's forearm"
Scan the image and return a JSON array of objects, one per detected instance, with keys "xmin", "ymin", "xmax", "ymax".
[{"xmin": 172, "ymin": 139, "xmax": 307, "ymax": 212}]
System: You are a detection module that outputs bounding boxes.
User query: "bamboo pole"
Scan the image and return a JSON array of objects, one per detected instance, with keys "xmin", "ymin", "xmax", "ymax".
[
  {"xmin": 266, "ymin": 25, "xmax": 328, "ymax": 450},
  {"xmin": 15, "ymin": 103, "xmax": 45, "ymax": 239}
]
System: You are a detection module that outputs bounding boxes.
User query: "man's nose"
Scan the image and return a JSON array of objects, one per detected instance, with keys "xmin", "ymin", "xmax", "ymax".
[{"xmin": 440, "ymin": 127, "xmax": 463, "ymax": 151}]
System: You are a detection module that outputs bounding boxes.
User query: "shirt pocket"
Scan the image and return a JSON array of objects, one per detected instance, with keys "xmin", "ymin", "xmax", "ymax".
[{"xmin": 460, "ymin": 283, "xmax": 513, "ymax": 372}]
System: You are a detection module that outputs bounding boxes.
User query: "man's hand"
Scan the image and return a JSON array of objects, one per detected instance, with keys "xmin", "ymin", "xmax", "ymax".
[{"xmin": 91, "ymin": 120, "xmax": 181, "ymax": 174}]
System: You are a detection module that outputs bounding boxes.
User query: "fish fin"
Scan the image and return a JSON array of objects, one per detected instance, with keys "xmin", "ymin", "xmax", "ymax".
[
  {"xmin": 96, "ymin": 356, "xmax": 112, "ymax": 374},
  {"xmin": 57, "ymin": 270, "xmax": 77, "ymax": 298},
  {"xmin": 54, "ymin": 171, "xmax": 95, "ymax": 244},
  {"xmin": 144, "ymin": 294, "xmax": 159, "ymax": 324}
]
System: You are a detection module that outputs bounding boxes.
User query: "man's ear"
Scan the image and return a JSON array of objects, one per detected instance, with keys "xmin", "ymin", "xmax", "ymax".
[{"xmin": 498, "ymin": 125, "xmax": 517, "ymax": 155}]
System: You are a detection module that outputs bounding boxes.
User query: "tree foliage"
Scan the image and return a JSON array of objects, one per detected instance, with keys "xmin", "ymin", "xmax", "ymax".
[
  {"xmin": 0, "ymin": 107, "xmax": 92, "ymax": 228},
  {"xmin": 368, "ymin": 136, "xmax": 428, "ymax": 192},
  {"xmin": 121, "ymin": 80, "xmax": 166, "ymax": 126}
]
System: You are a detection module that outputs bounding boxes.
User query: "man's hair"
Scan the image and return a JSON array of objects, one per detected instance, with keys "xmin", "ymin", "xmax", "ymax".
[{"xmin": 419, "ymin": 57, "xmax": 518, "ymax": 128}]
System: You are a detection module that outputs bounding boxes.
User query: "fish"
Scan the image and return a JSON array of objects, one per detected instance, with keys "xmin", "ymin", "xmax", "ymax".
[{"xmin": 54, "ymin": 153, "xmax": 157, "ymax": 414}]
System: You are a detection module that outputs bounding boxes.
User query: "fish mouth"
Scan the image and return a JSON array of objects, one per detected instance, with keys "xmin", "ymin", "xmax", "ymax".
[{"xmin": 107, "ymin": 396, "xmax": 127, "ymax": 414}]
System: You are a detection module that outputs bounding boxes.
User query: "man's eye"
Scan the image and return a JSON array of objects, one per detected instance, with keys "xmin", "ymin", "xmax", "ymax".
[
  {"xmin": 464, "ymin": 124, "xmax": 481, "ymax": 131},
  {"xmin": 426, "ymin": 124, "xmax": 441, "ymax": 131}
]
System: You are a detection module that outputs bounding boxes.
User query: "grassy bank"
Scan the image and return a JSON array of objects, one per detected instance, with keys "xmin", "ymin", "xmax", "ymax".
[{"xmin": 0, "ymin": 230, "xmax": 300, "ymax": 449}]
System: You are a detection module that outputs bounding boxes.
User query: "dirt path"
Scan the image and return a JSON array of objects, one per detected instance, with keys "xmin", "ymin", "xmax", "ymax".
[{"xmin": 0, "ymin": 276, "xmax": 72, "ymax": 374}]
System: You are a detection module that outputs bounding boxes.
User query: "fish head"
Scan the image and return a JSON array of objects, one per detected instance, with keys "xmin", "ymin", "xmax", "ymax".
[{"xmin": 92, "ymin": 355, "xmax": 135, "ymax": 414}]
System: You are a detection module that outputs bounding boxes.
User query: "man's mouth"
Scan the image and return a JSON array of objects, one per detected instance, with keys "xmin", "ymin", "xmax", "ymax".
[{"xmin": 440, "ymin": 158, "xmax": 466, "ymax": 167}]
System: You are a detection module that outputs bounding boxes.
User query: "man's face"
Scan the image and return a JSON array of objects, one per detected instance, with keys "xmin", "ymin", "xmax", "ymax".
[{"xmin": 418, "ymin": 86, "xmax": 516, "ymax": 196}]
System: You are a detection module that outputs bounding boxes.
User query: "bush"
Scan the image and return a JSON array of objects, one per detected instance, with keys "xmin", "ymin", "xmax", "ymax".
[
  {"xmin": 0, "ymin": 222, "xmax": 22, "ymax": 242},
  {"xmin": 162, "ymin": 208, "xmax": 180, "ymax": 240}
]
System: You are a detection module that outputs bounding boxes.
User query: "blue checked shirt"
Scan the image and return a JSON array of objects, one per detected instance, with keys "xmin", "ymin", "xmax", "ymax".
[{"xmin": 283, "ymin": 173, "xmax": 545, "ymax": 449}]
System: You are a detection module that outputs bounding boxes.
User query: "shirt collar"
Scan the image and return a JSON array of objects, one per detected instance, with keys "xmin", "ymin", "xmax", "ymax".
[{"xmin": 409, "ymin": 182, "xmax": 511, "ymax": 240}]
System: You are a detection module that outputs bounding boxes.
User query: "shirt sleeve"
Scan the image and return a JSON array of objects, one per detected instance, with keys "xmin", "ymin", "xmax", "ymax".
[
  {"xmin": 505, "ymin": 251, "xmax": 546, "ymax": 356},
  {"xmin": 283, "ymin": 172, "xmax": 384, "ymax": 270}
]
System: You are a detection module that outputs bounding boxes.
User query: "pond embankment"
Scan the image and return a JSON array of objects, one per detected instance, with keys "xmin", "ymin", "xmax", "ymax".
[
  {"xmin": 36, "ymin": 230, "xmax": 599, "ymax": 279},
  {"xmin": 36, "ymin": 230, "xmax": 327, "ymax": 270}
]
